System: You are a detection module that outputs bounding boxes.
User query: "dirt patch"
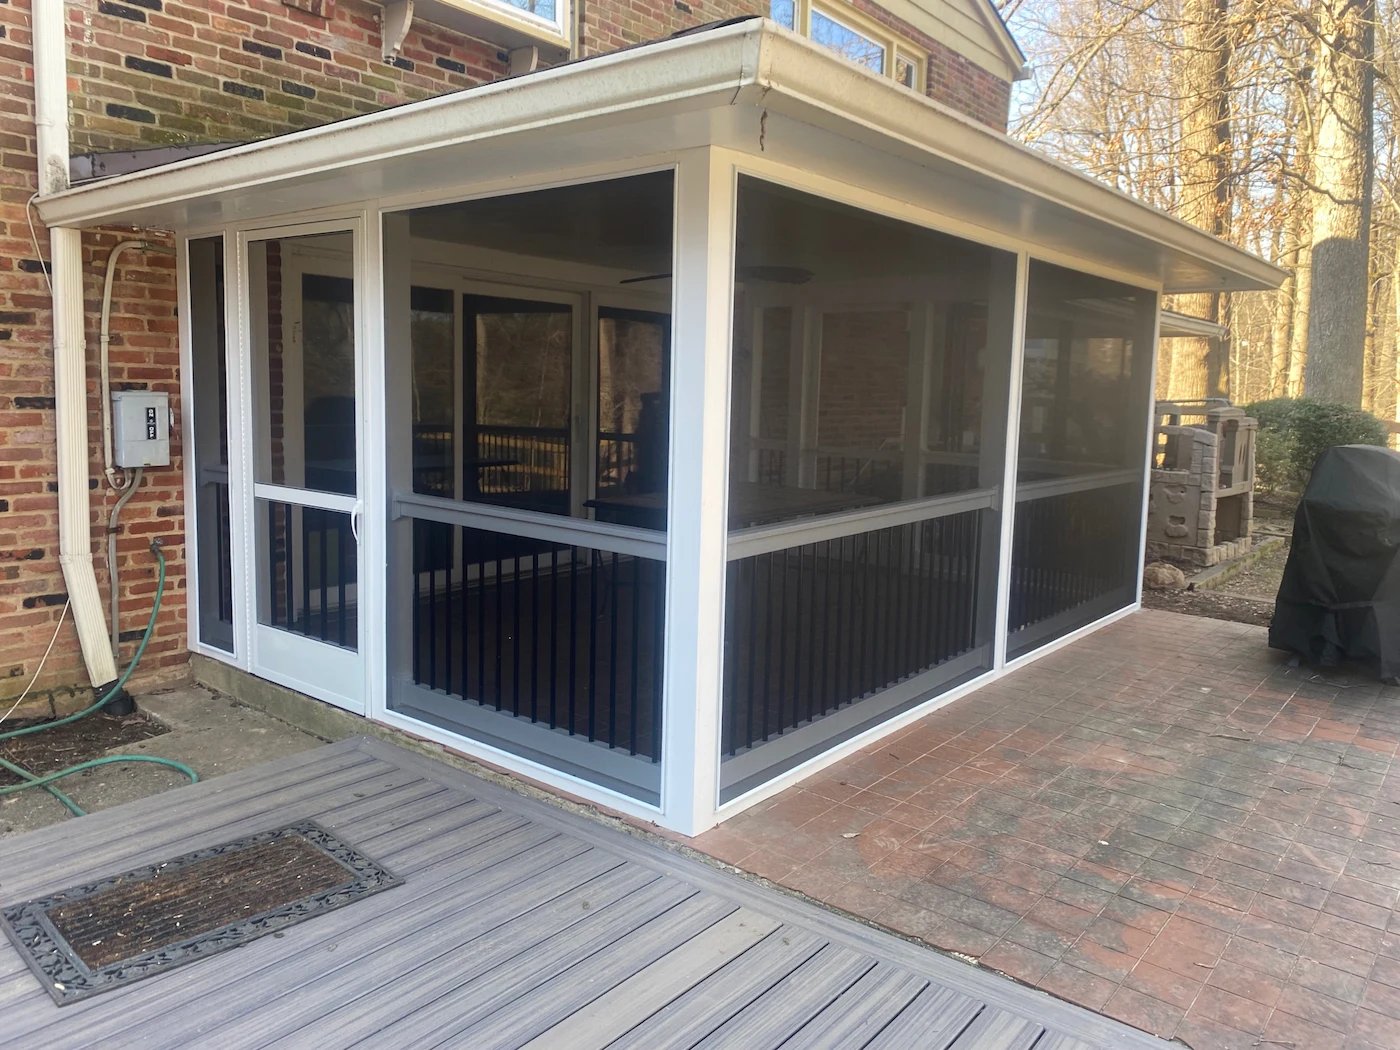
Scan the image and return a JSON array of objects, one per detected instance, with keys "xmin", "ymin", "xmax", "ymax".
[
  {"xmin": 0, "ymin": 711, "xmax": 169, "ymax": 785},
  {"xmin": 1142, "ymin": 587, "xmax": 1274, "ymax": 627},
  {"xmin": 1143, "ymin": 501, "xmax": 1294, "ymax": 629},
  {"xmin": 1214, "ymin": 539, "xmax": 1292, "ymax": 601}
]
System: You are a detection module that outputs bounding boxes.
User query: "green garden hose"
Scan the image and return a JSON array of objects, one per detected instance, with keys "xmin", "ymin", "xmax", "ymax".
[{"xmin": 0, "ymin": 541, "xmax": 198, "ymax": 816}]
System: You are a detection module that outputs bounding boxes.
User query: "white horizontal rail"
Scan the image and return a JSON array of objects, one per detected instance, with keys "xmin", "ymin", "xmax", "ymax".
[
  {"xmin": 727, "ymin": 487, "xmax": 995, "ymax": 561},
  {"xmin": 1013, "ymin": 467, "xmax": 1141, "ymax": 503},
  {"xmin": 253, "ymin": 481, "xmax": 358, "ymax": 514},
  {"xmin": 392, "ymin": 490, "xmax": 667, "ymax": 561}
]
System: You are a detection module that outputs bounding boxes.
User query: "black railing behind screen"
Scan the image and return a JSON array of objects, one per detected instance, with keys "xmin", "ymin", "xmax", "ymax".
[
  {"xmin": 211, "ymin": 480, "xmax": 234, "ymax": 626},
  {"xmin": 754, "ymin": 447, "xmax": 786, "ymax": 485},
  {"xmin": 471, "ymin": 424, "xmax": 569, "ymax": 499},
  {"xmin": 596, "ymin": 431, "xmax": 639, "ymax": 493},
  {"xmin": 813, "ymin": 453, "xmax": 901, "ymax": 496},
  {"xmin": 1008, "ymin": 481, "xmax": 1139, "ymax": 633},
  {"xmin": 924, "ymin": 461, "xmax": 983, "ymax": 495},
  {"xmin": 412, "ymin": 424, "xmax": 454, "ymax": 497},
  {"xmin": 722, "ymin": 508, "xmax": 985, "ymax": 756},
  {"xmin": 264, "ymin": 501, "xmax": 358, "ymax": 650},
  {"xmin": 411, "ymin": 523, "xmax": 665, "ymax": 760}
]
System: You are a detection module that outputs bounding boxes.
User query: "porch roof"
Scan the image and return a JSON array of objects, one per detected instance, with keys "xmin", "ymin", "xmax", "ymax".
[{"xmin": 36, "ymin": 19, "xmax": 1283, "ymax": 295}]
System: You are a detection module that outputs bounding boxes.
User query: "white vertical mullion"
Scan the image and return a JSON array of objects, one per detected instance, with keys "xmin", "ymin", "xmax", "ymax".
[
  {"xmin": 1134, "ymin": 292, "xmax": 1163, "ymax": 605},
  {"xmin": 360, "ymin": 209, "xmax": 389, "ymax": 720},
  {"xmin": 783, "ymin": 305, "xmax": 805, "ymax": 487},
  {"xmin": 579, "ymin": 295, "xmax": 596, "ymax": 516},
  {"xmin": 382, "ymin": 214, "xmax": 416, "ymax": 714},
  {"xmin": 660, "ymin": 149, "xmax": 735, "ymax": 836},
  {"xmin": 227, "ymin": 231, "xmax": 256, "ymax": 668},
  {"xmin": 176, "ymin": 236, "xmax": 201, "ymax": 655},
  {"xmin": 902, "ymin": 304, "xmax": 932, "ymax": 500},
  {"xmin": 797, "ymin": 307, "xmax": 821, "ymax": 487},
  {"xmin": 991, "ymin": 252, "xmax": 1030, "ymax": 670},
  {"xmin": 747, "ymin": 302, "xmax": 765, "ymax": 482}
]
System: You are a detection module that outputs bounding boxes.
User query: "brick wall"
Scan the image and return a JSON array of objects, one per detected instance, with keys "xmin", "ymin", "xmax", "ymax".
[
  {"xmin": 1, "ymin": 0, "xmax": 1015, "ymax": 715},
  {"xmin": 848, "ymin": 0, "xmax": 1011, "ymax": 129},
  {"xmin": 580, "ymin": 0, "xmax": 759, "ymax": 57},
  {"xmin": 67, "ymin": 0, "xmax": 508, "ymax": 152}
]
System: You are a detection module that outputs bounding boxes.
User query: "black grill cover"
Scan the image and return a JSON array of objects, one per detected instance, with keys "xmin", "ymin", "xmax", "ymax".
[{"xmin": 1269, "ymin": 445, "xmax": 1400, "ymax": 682}]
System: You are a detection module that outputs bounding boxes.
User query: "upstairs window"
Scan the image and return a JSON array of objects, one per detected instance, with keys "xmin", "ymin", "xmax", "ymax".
[{"xmin": 771, "ymin": 0, "xmax": 925, "ymax": 91}]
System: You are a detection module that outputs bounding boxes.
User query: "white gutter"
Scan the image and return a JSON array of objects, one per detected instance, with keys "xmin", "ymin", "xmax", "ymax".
[{"xmin": 34, "ymin": 3, "xmax": 120, "ymax": 688}]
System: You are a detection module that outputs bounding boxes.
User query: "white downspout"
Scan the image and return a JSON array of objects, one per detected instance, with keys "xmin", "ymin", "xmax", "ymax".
[{"xmin": 34, "ymin": 3, "xmax": 120, "ymax": 688}]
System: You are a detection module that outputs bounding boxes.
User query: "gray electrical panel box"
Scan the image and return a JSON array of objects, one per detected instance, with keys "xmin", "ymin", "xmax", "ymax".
[{"xmin": 112, "ymin": 390, "xmax": 171, "ymax": 468}]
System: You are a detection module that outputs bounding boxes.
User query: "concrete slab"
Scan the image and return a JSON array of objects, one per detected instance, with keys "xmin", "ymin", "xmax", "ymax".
[{"xmin": 0, "ymin": 685, "xmax": 325, "ymax": 840}]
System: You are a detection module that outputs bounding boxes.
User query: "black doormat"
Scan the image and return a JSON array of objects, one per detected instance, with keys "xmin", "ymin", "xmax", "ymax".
[{"xmin": 1, "ymin": 821, "xmax": 400, "ymax": 1005}]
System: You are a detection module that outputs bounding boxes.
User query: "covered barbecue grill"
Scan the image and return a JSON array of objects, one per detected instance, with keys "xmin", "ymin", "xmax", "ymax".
[{"xmin": 1270, "ymin": 444, "xmax": 1400, "ymax": 683}]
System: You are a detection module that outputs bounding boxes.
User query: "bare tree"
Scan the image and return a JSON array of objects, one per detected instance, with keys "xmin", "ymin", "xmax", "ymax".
[{"xmin": 1303, "ymin": 0, "xmax": 1377, "ymax": 405}]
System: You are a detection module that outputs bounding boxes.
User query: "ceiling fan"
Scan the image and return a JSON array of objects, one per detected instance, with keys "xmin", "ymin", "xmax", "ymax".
[{"xmin": 620, "ymin": 264, "xmax": 814, "ymax": 285}]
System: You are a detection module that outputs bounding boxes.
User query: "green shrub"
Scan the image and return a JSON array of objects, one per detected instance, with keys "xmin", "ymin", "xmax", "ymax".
[{"xmin": 1243, "ymin": 397, "xmax": 1389, "ymax": 495}]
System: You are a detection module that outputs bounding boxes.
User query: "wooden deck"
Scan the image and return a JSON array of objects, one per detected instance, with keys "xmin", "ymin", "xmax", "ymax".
[{"xmin": 0, "ymin": 737, "xmax": 1170, "ymax": 1049}]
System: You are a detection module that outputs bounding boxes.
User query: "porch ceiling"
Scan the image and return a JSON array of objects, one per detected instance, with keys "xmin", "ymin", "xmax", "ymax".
[{"xmin": 36, "ymin": 19, "xmax": 1283, "ymax": 295}]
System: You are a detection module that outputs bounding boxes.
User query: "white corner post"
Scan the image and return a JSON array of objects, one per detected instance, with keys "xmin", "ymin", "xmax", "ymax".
[
  {"xmin": 660, "ymin": 149, "xmax": 735, "ymax": 836},
  {"xmin": 990, "ymin": 252, "xmax": 1030, "ymax": 670},
  {"xmin": 377, "ymin": 210, "xmax": 415, "ymax": 720},
  {"xmin": 1134, "ymin": 290, "xmax": 1164, "ymax": 605}
]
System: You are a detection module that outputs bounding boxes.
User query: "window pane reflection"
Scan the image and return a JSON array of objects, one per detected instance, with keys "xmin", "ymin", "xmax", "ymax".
[{"xmin": 810, "ymin": 9, "xmax": 885, "ymax": 73}]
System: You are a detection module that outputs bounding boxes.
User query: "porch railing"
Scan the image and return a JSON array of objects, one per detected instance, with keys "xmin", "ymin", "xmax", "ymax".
[
  {"xmin": 1007, "ymin": 471, "xmax": 1141, "ymax": 656},
  {"xmin": 471, "ymin": 424, "xmax": 569, "ymax": 498},
  {"xmin": 391, "ymin": 491, "xmax": 667, "ymax": 801},
  {"xmin": 196, "ymin": 465, "xmax": 235, "ymax": 651},
  {"xmin": 262, "ymin": 499, "xmax": 357, "ymax": 650},
  {"xmin": 720, "ymin": 490, "xmax": 996, "ymax": 800}
]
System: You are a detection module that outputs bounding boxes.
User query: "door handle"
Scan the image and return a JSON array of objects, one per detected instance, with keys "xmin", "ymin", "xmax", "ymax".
[{"xmin": 350, "ymin": 500, "xmax": 363, "ymax": 542}]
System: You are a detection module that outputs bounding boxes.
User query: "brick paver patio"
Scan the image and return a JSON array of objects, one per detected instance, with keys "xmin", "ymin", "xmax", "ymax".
[{"xmin": 692, "ymin": 609, "xmax": 1400, "ymax": 1049}]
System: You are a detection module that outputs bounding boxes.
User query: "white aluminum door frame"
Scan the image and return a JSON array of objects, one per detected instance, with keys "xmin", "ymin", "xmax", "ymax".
[{"xmin": 235, "ymin": 216, "xmax": 368, "ymax": 713}]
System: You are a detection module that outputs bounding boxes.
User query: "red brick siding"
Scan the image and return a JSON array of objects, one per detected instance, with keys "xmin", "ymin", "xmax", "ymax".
[
  {"xmin": 580, "ymin": 0, "xmax": 761, "ymax": 56},
  {"xmin": 816, "ymin": 309, "xmax": 908, "ymax": 448},
  {"xmin": 67, "ymin": 0, "xmax": 508, "ymax": 152}
]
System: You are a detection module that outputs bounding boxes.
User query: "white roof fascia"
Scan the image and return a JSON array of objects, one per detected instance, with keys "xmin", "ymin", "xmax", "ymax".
[
  {"xmin": 37, "ymin": 21, "xmax": 1282, "ymax": 295},
  {"xmin": 753, "ymin": 30, "xmax": 1284, "ymax": 293},
  {"xmin": 36, "ymin": 23, "xmax": 767, "ymax": 229}
]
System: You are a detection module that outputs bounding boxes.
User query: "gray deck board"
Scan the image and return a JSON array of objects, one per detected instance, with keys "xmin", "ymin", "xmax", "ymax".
[
  {"xmin": 861, "ymin": 985, "xmax": 985, "ymax": 1049},
  {"xmin": 949, "ymin": 1010, "xmax": 1046, "ymax": 1050},
  {"xmin": 0, "ymin": 737, "xmax": 1172, "ymax": 1049},
  {"xmin": 779, "ymin": 962, "xmax": 931, "ymax": 1048},
  {"xmin": 605, "ymin": 927, "xmax": 830, "ymax": 1048},
  {"xmin": 1, "ymin": 746, "xmax": 383, "ymax": 876},
  {"xmin": 0, "ymin": 777, "xmax": 485, "ymax": 995},
  {"xmin": 15, "ymin": 805, "xmax": 549, "ymax": 1046},
  {"xmin": 692, "ymin": 943, "xmax": 878, "ymax": 1049}
]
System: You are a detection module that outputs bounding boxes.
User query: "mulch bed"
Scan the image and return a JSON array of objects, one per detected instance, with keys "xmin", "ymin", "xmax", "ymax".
[{"xmin": 0, "ymin": 711, "xmax": 168, "ymax": 786}]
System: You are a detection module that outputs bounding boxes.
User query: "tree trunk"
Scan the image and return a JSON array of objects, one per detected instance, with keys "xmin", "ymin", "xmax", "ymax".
[
  {"xmin": 1303, "ymin": 0, "xmax": 1376, "ymax": 406},
  {"xmin": 1168, "ymin": 0, "xmax": 1234, "ymax": 401}
]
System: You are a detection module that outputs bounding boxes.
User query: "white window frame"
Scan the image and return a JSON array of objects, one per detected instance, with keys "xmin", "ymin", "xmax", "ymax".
[
  {"xmin": 775, "ymin": 0, "xmax": 925, "ymax": 91},
  {"xmin": 410, "ymin": 0, "xmax": 572, "ymax": 53}
]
